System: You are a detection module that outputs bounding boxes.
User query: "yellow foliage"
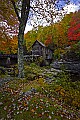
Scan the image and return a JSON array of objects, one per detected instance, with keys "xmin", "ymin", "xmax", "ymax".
[
  {"xmin": 55, "ymin": 86, "xmax": 62, "ymax": 92},
  {"xmin": 55, "ymin": 86, "xmax": 65, "ymax": 96},
  {"xmin": 31, "ymin": 109, "xmax": 35, "ymax": 113},
  {"xmin": 37, "ymin": 78, "xmax": 45, "ymax": 86}
]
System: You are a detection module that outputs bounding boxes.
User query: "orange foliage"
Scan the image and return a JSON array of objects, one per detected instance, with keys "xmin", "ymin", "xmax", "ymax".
[
  {"xmin": 0, "ymin": 0, "xmax": 19, "ymax": 53},
  {"xmin": 44, "ymin": 36, "xmax": 52, "ymax": 46},
  {"xmin": 0, "ymin": 36, "xmax": 18, "ymax": 54}
]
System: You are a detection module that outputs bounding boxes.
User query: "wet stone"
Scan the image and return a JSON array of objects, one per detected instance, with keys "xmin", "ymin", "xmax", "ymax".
[
  {"xmin": 24, "ymin": 88, "xmax": 37, "ymax": 97},
  {"xmin": 0, "ymin": 102, "xmax": 3, "ymax": 105}
]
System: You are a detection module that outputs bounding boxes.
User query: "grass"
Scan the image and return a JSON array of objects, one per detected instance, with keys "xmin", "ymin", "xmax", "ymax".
[{"xmin": 0, "ymin": 63, "xmax": 80, "ymax": 120}]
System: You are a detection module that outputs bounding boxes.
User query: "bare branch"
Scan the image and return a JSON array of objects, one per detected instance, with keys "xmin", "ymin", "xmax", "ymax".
[{"xmin": 11, "ymin": 0, "xmax": 21, "ymax": 22}]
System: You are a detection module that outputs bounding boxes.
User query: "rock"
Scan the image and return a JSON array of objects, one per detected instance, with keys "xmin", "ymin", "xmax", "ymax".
[
  {"xmin": 50, "ymin": 61, "xmax": 61, "ymax": 69},
  {"xmin": 25, "ymin": 91, "xmax": 32, "ymax": 96},
  {"xmin": 24, "ymin": 88, "xmax": 37, "ymax": 97},
  {"xmin": 52, "ymin": 72, "xmax": 58, "ymax": 76},
  {"xmin": 31, "ymin": 88, "xmax": 36, "ymax": 93},
  {"xmin": 51, "ymin": 61, "xmax": 80, "ymax": 75},
  {"xmin": 50, "ymin": 68, "xmax": 62, "ymax": 73},
  {"xmin": 50, "ymin": 68, "xmax": 55, "ymax": 72},
  {"xmin": 0, "ymin": 102, "xmax": 3, "ymax": 105}
]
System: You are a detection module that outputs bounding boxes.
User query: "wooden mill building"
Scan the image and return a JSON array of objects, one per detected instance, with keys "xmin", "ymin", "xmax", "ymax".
[
  {"xmin": 32, "ymin": 40, "xmax": 53, "ymax": 59},
  {"xmin": 24, "ymin": 40, "xmax": 53, "ymax": 63}
]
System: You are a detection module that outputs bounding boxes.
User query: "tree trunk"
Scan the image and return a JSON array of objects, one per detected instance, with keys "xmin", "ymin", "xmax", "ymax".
[
  {"xmin": 18, "ymin": 23, "xmax": 25, "ymax": 78},
  {"xmin": 11, "ymin": 0, "xmax": 30, "ymax": 78}
]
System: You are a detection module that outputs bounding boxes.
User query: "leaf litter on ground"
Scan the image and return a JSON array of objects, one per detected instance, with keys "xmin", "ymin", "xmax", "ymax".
[{"xmin": 0, "ymin": 76, "xmax": 80, "ymax": 120}]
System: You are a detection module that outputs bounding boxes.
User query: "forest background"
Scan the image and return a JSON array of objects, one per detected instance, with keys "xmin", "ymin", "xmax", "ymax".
[{"xmin": 0, "ymin": 9, "xmax": 80, "ymax": 59}]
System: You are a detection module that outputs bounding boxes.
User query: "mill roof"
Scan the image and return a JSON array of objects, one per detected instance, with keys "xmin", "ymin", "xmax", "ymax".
[{"xmin": 32, "ymin": 40, "xmax": 46, "ymax": 47}]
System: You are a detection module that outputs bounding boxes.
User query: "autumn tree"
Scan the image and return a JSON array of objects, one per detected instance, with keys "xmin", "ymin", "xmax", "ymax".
[
  {"xmin": 24, "ymin": 30, "xmax": 37, "ymax": 50},
  {"xmin": 0, "ymin": 35, "xmax": 18, "ymax": 54},
  {"xmin": 68, "ymin": 10, "xmax": 80, "ymax": 45},
  {"xmin": 0, "ymin": 0, "xmax": 19, "ymax": 50},
  {"xmin": 8, "ymin": 35, "xmax": 18, "ymax": 54}
]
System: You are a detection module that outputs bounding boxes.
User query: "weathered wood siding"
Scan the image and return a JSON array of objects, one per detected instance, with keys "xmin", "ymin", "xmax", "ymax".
[
  {"xmin": 32, "ymin": 42, "xmax": 43, "ymax": 56},
  {"xmin": 45, "ymin": 48, "xmax": 53, "ymax": 59},
  {"xmin": 32, "ymin": 40, "xmax": 53, "ymax": 60}
]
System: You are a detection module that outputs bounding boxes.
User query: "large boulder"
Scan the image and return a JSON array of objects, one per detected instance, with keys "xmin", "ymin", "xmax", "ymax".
[{"xmin": 51, "ymin": 61, "xmax": 80, "ymax": 75}]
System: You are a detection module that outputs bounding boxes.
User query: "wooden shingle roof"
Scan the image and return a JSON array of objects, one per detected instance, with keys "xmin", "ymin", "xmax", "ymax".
[{"xmin": 32, "ymin": 40, "xmax": 46, "ymax": 47}]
